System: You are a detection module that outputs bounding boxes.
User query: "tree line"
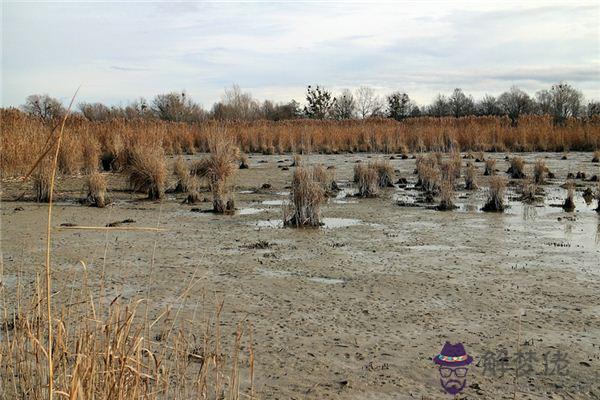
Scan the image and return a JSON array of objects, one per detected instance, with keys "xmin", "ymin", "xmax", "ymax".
[{"xmin": 18, "ymin": 82, "xmax": 600, "ymax": 126}]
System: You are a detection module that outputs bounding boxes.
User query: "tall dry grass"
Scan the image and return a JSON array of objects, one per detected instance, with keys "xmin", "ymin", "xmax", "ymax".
[
  {"xmin": 284, "ymin": 166, "xmax": 325, "ymax": 227},
  {"xmin": 354, "ymin": 163, "xmax": 379, "ymax": 197},
  {"xmin": 3, "ymin": 109, "xmax": 600, "ymax": 178},
  {"xmin": 483, "ymin": 176, "xmax": 507, "ymax": 212},
  {"xmin": 86, "ymin": 171, "xmax": 108, "ymax": 207},
  {"xmin": 127, "ymin": 145, "xmax": 167, "ymax": 200},
  {"xmin": 205, "ymin": 135, "xmax": 239, "ymax": 213}
]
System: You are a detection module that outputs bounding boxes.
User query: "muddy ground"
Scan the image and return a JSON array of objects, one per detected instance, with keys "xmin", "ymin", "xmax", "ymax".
[{"xmin": 2, "ymin": 152, "xmax": 600, "ymax": 399}]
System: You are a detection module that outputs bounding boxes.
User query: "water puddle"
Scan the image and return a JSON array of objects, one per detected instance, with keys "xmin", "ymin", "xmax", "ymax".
[
  {"xmin": 238, "ymin": 208, "xmax": 266, "ymax": 215},
  {"xmin": 239, "ymin": 190, "xmax": 255, "ymax": 194},
  {"xmin": 262, "ymin": 199, "xmax": 289, "ymax": 206},
  {"xmin": 254, "ymin": 217, "xmax": 362, "ymax": 229},
  {"xmin": 258, "ymin": 268, "xmax": 346, "ymax": 284}
]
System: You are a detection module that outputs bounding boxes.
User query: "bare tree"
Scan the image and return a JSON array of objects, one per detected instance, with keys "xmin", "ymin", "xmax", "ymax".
[
  {"xmin": 427, "ymin": 94, "xmax": 451, "ymax": 117},
  {"xmin": 332, "ymin": 89, "xmax": 356, "ymax": 119},
  {"xmin": 498, "ymin": 86, "xmax": 534, "ymax": 125},
  {"xmin": 476, "ymin": 95, "xmax": 502, "ymax": 116},
  {"xmin": 152, "ymin": 91, "xmax": 204, "ymax": 122},
  {"xmin": 22, "ymin": 94, "xmax": 65, "ymax": 121},
  {"xmin": 79, "ymin": 102, "xmax": 112, "ymax": 121},
  {"xmin": 536, "ymin": 82, "xmax": 584, "ymax": 124},
  {"xmin": 586, "ymin": 101, "xmax": 600, "ymax": 117},
  {"xmin": 355, "ymin": 86, "xmax": 383, "ymax": 119}
]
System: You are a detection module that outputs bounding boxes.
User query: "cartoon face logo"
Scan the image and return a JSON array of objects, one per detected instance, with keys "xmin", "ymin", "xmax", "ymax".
[{"xmin": 433, "ymin": 342, "xmax": 473, "ymax": 395}]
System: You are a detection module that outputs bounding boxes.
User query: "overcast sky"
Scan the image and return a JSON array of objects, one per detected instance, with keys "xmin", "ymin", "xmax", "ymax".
[{"xmin": 2, "ymin": 1, "xmax": 599, "ymax": 108}]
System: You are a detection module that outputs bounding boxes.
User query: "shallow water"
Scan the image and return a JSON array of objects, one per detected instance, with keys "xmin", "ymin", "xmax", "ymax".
[{"xmin": 255, "ymin": 217, "xmax": 362, "ymax": 229}]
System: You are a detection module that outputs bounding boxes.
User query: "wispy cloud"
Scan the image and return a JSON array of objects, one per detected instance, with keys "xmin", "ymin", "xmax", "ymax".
[{"xmin": 2, "ymin": 1, "xmax": 599, "ymax": 107}]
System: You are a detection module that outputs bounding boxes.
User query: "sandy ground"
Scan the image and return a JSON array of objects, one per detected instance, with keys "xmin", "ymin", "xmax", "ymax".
[{"xmin": 2, "ymin": 152, "xmax": 600, "ymax": 399}]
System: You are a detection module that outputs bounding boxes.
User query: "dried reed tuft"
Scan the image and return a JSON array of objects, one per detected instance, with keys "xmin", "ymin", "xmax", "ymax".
[
  {"xmin": 354, "ymin": 163, "xmax": 379, "ymax": 197},
  {"xmin": 86, "ymin": 172, "xmax": 109, "ymax": 207},
  {"xmin": 508, "ymin": 156, "xmax": 526, "ymax": 179},
  {"xmin": 312, "ymin": 164, "xmax": 338, "ymax": 195},
  {"xmin": 482, "ymin": 176, "xmax": 507, "ymax": 212},
  {"xmin": 533, "ymin": 158, "xmax": 547, "ymax": 184},
  {"xmin": 562, "ymin": 181, "xmax": 576, "ymax": 212},
  {"xmin": 33, "ymin": 158, "xmax": 54, "ymax": 202},
  {"xmin": 520, "ymin": 179, "xmax": 538, "ymax": 203},
  {"xmin": 372, "ymin": 159, "xmax": 395, "ymax": 187},
  {"xmin": 464, "ymin": 162, "xmax": 478, "ymax": 190},
  {"xmin": 127, "ymin": 145, "xmax": 167, "ymax": 200},
  {"xmin": 592, "ymin": 151, "xmax": 599, "ymax": 163},
  {"xmin": 284, "ymin": 166, "xmax": 325, "ymax": 227},
  {"xmin": 484, "ymin": 158, "xmax": 496, "ymax": 176},
  {"xmin": 206, "ymin": 135, "xmax": 239, "ymax": 213},
  {"xmin": 173, "ymin": 156, "xmax": 191, "ymax": 193},
  {"xmin": 239, "ymin": 153, "xmax": 249, "ymax": 169},
  {"xmin": 437, "ymin": 180, "xmax": 456, "ymax": 211}
]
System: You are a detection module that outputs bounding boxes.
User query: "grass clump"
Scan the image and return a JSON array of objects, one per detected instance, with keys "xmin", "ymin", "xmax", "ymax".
[
  {"xmin": 482, "ymin": 176, "xmax": 507, "ymax": 212},
  {"xmin": 354, "ymin": 163, "xmax": 379, "ymax": 197},
  {"xmin": 416, "ymin": 155, "xmax": 440, "ymax": 197},
  {"xmin": 519, "ymin": 179, "xmax": 538, "ymax": 203},
  {"xmin": 484, "ymin": 158, "xmax": 496, "ymax": 176},
  {"xmin": 33, "ymin": 158, "xmax": 54, "ymax": 202},
  {"xmin": 206, "ymin": 135, "xmax": 239, "ymax": 213},
  {"xmin": 239, "ymin": 153, "xmax": 249, "ymax": 169},
  {"xmin": 437, "ymin": 181, "xmax": 456, "ymax": 211},
  {"xmin": 464, "ymin": 162, "xmax": 477, "ymax": 190},
  {"xmin": 173, "ymin": 156, "xmax": 191, "ymax": 193},
  {"xmin": 592, "ymin": 151, "xmax": 599, "ymax": 163},
  {"xmin": 284, "ymin": 166, "xmax": 325, "ymax": 227},
  {"xmin": 312, "ymin": 164, "xmax": 339, "ymax": 196},
  {"xmin": 127, "ymin": 145, "xmax": 167, "ymax": 200},
  {"xmin": 372, "ymin": 159, "xmax": 395, "ymax": 187},
  {"xmin": 562, "ymin": 181, "xmax": 576, "ymax": 212},
  {"xmin": 533, "ymin": 158, "xmax": 547, "ymax": 184},
  {"xmin": 86, "ymin": 172, "xmax": 109, "ymax": 207},
  {"xmin": 82, "ymin": 136, "xmax": 101, "ymax": 174},
  {"xmin": 507, "ymin": 156, "xmax": 526, "ymax": 179}
]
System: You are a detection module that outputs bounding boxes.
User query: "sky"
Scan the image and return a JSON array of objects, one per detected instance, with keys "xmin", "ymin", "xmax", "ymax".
[{"xmin": 2, "ymin": 1, "xmax": 599, "ymax": 108}]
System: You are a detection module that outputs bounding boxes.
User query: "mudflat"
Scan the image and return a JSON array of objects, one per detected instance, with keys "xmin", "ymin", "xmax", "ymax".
[{"xmin": 2, "ymin": 152, "xmax": 599, "ymax": 399}]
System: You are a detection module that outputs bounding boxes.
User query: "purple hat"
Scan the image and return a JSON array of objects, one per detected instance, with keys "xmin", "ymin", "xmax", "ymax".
[{"xmin": 433, "ymin": 342, "xmax": 473, "ymax": 367}]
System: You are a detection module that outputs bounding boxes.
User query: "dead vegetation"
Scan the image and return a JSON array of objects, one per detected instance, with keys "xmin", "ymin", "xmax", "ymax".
[
  {"xmin": 173, "ymin": 156, "xmax": 191, "ymax": 193},
  {"xmin": 127, "ymin": 145, "xmax": 167, "ymax": 200},
  {"xmin": 86, "ymin": 172, "xmax": 109, "ymax": 207},
  {"xmin": 562, "ymin": 181, "xmax": 576, "ymax": 212},
  {"xmin": 484, "ymin": 158, "xmax": 496, "ymax": 176},
  {"xmin": 519, "ymin": 179, "xmax": 538, "ymax": 203},
  {"xmin": 33, "ymin": 158, "xmax": 54, "ymax": 202},
  {"xmin": 508, "ymin": 156, "xmax": 526, "ymax": 179},
  {"xmin": 206, "ymin": 135, "xmax": 239, "ymax": 213},
  {"xmin": 284, "ymin": 166, "xmax": 325, "ymax": 227},
  {"xmin": 464, "ymin": 162, "xmax": 477, "ymax": 190},
  {"xmin": 437, "ymin": 181, "xmax": 456, "ymax": 211},
  {"xmin": 372, "ymin": 159, "xmax": 395, "ymax": 187},
  {"xmin": 354, "ymin": 163, "xmax": 379, "ymax": 197},
  {"xmin": 592, "ymin": 151, "xmax": 600, "ymax": 163},
  {"xmin": 533, "ymin": 158, "xmax": 547, "ymax": 184},
  {"xmin": 482, "ymin": 176, "xmax": 507, "ymax": 212}
]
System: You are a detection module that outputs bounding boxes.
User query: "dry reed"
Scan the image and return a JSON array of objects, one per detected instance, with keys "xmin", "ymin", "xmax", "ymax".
[
  {"xmin": 464, "ymin": 162, "xmax": 477, "ymax": 190},
  {"xmin": 508, "ymin": 156, "xmax": 526, "ymax": 179},
  {"xmin": 533, "ymin": 158, "xmax": 547, "ymax": 184},
  {"xmin": 354, "ymin": 163, "xmax": 379, "ymax": 197},
  {"xmin": 127, "ymin": 145, "xmax": 167, "ymax": 200},
  {"xmin": 483, "ymin": 176, "xmax": 507, "ymax": 212},
  {"xmin": 86, "ymin": 171, "xmax": 108, "ymax": 207},
  {"xmin": 562, "ymin": 181, "xmax": 576, "ymax": 211},
  {"xmin": 484, "ymin": 158, "xmax": 496, "ymax": 176},
  {"xmin": 284, "ymin": 166, "xmax": 325, "ymax": 227}
]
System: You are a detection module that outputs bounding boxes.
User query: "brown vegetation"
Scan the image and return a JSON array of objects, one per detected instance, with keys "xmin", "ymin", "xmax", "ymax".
[
  {"xmin": 86, "ymin": 172, "xmax": 108, "ymax": 207},
  {"xmin": 284, "ymin": 166, "xmax": 325, "ymax": 227},
  {"xmin": 562, "ymin": 181, "xmax": 576, "ymax": 212},
  {"xmin": 464, "ymin": 162, "xmax": 477, "ymax": 190},
  {"xmin": 437, "ymin": 181, "xmax": 456, "ymax": 211},
  {"xmin": 127, "ymin": 145, "xmax": 167, "ymax": 200},
  {"xmin": 484, "ymin": 158, "xmax": 496, "ymax": 176},
  {"xmin": 508, "ymin": 156, "xmax": 526, "ymax": 179},
  {"xmin": 482, "ymin": 176, "xmax": 507, "ymax": 212},
  {"xmin": 33, "ymin": 158, "xmax": 54, "ymax": 202},
  {"xmin": 371, "ymin": 159, "xmax": 395, "ymax": 187},
  {"xmin": 2, "ymin": 109, "xmax": 600, "ymax": 178},
  {"xmin": 354, "ymin": 163, "xmax": 379, "ymax": 197},
  {"xmin": 533, "ymin": 158, "xmax": 547, "ymax": 184},
  {"xmin": 205, "ymin": 135, "xmax": 239, "ymax": 213},
  {"xmin": 173, "ymin": 156, "xmax": 191, "ymax": 193}
]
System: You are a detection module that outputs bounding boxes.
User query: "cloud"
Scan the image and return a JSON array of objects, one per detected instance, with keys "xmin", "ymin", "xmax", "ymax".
[{"xmin": 2, "ymin": 1, "xmax": 599, "ymax": 107}]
